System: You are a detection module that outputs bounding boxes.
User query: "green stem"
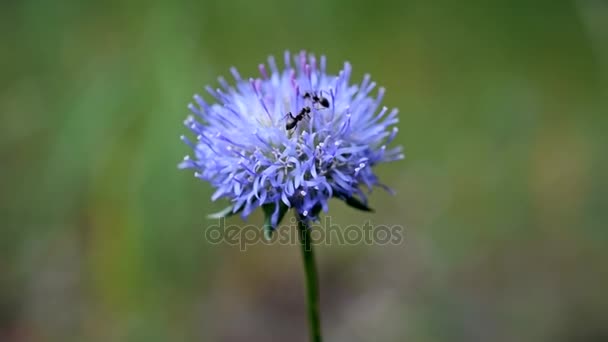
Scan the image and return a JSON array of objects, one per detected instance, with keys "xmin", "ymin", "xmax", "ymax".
[{"xmin": 297, "ymin": 217, "xmax": 322, "ymax": 342}]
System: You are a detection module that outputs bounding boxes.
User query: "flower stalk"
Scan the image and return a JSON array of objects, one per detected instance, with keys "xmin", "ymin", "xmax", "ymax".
[{"xmin": 297, "ymin": 216, "xmax": 322, "ymax": 342}]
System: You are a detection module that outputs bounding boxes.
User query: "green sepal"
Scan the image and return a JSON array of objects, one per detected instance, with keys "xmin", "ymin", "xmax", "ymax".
[
  {"xmin": 341, "ymin": 195, "xmax": 374, "ymax": 212},
  {"xmin": 262, "ymin": 202, "xmax": 289, "ymax": 241},
  {"xmin": 206, "ymin": 204, "xmax": 243, "ymax": 219}
]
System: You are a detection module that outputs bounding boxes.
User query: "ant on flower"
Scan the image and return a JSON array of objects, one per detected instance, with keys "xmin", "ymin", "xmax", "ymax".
[
  {"xmin": 285, "ymin": 106, "xmax": 312, "ymax": 130},
  {"xmin": 303, "ymin": 91, "xmax": 330, "ymax": 109},
  {"xmin": 284, "ymin": 91, "xmax": 331, "ymax": 131}
]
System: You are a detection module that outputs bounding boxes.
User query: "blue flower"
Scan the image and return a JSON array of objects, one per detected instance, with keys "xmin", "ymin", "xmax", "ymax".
[{"xmin": 179, "ymin": 51, "xmax": 403, "ymax": 229}]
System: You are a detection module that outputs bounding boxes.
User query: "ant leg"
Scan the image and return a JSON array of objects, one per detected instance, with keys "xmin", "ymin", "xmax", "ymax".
[{"xmin": 283, "ymin": 112, "xmax": 295, "ymax": 120}]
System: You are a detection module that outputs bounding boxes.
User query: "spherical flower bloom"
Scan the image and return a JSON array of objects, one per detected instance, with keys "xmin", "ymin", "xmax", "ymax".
[{"xmin": 179, "ymin": 51, "xmax": 403, "ymax": 230}]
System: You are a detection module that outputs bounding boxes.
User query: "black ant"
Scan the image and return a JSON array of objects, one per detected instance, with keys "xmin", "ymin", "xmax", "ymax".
[
  {"xmin": 303, "ymin": 91, "xmax": 330, "ymax": 108},
  {"xmin": 285, "ymin": 106, "xmax": 311, "ymax": 130}
]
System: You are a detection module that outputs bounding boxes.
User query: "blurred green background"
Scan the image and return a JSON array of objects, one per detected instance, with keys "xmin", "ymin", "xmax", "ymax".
[{"xmin": 2, "ymin": 0, "xmax": 607, "ymax": 341}]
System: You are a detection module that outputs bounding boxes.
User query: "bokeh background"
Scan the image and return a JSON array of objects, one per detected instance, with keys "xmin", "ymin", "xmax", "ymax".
[{"xmin": 2, "ymin": 0, "xmax": 607, "ymax": 341}]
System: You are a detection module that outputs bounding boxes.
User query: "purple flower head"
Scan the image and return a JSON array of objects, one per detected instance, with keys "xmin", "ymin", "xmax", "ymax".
[{"xmin": 179, "ymin": 51, "xmax": 403, "ymax": 230}]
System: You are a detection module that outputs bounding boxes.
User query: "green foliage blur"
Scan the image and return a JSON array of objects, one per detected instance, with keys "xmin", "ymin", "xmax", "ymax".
[{"xmin": 2, "ymin": 0, "xmax": 607, "ymax": 341}]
